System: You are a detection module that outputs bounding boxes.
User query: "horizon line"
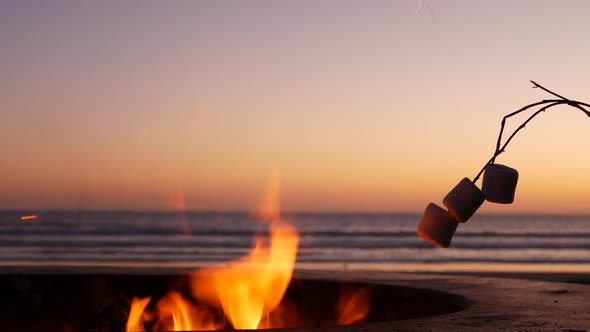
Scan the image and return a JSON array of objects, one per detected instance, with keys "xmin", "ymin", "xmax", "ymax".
[{"xmin": 1, "ymin": 208, "xmax": 590, "ymax": 218}]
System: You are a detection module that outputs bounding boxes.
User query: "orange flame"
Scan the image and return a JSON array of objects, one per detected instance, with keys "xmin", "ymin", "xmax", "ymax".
[
  {"xmin": 20, "ymin": 215, "xmax": 37, "ymax": 220},
  {"xmin": 125, "ymin": 167, "xmax": 371, "ymax": 330},
  {"xmin": 191, "ymin": 167, "xmax": 299, "ymax": 329},
  {"xmin": 190, "ymin": 220, "xmax": 298, "ymax": 329},
  {"xmin": 155, "ymin": 291, "xmax": 221, "ymax": 331},
  {"xmin": 253, "ymin": 165, "xmax": 281, "ymax": 221},
  {"xmin": 336, "ymin": 286, "xmax": 371, "ymax": 325},
  {"xmin": 126, "ymin": 167, "xmax": 300, "ymax": 331},
  {"xmin": 126, "ymin": 296, "xmax": 151, "ymax": 332}
]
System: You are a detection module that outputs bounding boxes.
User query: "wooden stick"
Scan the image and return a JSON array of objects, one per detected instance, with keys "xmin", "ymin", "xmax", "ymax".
[
  {"xmin": 531, "ymin": 80, "xmax": 590, "ymax": 117},
  {"xmin": 472, "ymin": 82, "xmax": 590, "ymax": 184}
]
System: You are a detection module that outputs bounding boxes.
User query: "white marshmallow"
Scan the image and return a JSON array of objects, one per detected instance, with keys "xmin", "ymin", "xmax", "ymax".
[
  {"xmin": 443, "ymin": 177, "xmax": 485, "ymax": 223},
  {"xmin": 482, "ymin": 164, "xmax": 519, "ymax": 204},
  {"xmin": 417, "ymin": 203, "xmax": 459, "ymax": 248}
]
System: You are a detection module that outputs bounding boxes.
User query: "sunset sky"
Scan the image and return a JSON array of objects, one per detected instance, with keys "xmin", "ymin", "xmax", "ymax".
[{"xmin": 1, "ymin": 1, "xmax": 590, "ymax": 213}]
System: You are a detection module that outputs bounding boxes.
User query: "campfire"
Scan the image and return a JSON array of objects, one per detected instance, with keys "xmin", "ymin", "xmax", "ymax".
[
  {"xmin": 0, "ymin": 169, "xmax": 475, "ymax": 331},
  {"xmin": 125, "ymin": 169, "xmax": 370, "ymax": 331}
]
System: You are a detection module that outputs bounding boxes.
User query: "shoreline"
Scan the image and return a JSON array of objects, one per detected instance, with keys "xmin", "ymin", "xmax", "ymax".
[
  {"xmin": 3, "ymin": 260, "xmax": 590, "ymax": 271},
  {"xmin": 1, "ymin": 261, "xmax": 589, "ymax": 284}
]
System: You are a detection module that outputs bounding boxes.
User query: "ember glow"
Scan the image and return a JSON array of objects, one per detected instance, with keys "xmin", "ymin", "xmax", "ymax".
[
  {"xmin": 126, "ymin": 170, "xmax": 370, "ymax": 331},
  {"xmin": 337, "ymin": 286, "xmax": 371, "ymax": 326},
  {"xmin": 20, "ymin": 215, "xmax": 37, "ymax": 221}
]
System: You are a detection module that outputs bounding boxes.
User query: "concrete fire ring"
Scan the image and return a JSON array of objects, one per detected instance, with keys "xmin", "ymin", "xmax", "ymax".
[{"xmin": 287, "ymin": 270, "xmax": 590, "ymax": 332}]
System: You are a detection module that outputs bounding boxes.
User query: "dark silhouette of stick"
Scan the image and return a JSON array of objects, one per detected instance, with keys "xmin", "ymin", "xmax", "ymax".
[
  {"xmin": 472, "ymin": 82, "xmax": 590, "ymax": 184},
  {"xmin": 532, "ymin": 80, "xmax": 590, "ymax": 117}
]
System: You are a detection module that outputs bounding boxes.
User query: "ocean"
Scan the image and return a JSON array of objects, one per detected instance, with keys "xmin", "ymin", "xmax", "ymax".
[{"xmin": 1, "ymin": 211, "xmax": 590, "ymax": 272}]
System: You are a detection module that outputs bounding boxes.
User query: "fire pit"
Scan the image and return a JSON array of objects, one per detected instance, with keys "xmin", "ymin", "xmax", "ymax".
[{"xmin": 3, "ymin": 270, "xmax": 589, "ymax": 331}]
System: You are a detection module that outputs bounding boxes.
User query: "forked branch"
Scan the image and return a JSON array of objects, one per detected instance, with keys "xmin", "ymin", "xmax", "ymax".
[{"xmin": 472, "ymin": 82, "xmax": 590, "ymax": 184}]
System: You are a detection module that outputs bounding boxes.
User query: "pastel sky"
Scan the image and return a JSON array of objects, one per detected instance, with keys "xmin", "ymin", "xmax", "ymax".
[{"xmin": 1, "ymin": 1, "xmax": 590, "ymax": 213}]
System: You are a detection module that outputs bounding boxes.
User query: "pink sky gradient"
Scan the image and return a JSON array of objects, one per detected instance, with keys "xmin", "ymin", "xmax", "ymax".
[{"xmin": 1, "ymin": 1, "xmax": 590, "ymax": 213}]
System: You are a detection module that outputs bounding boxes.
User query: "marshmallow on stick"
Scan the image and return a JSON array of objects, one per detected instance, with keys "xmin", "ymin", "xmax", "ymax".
[
  {"xmin": 417, "ymin": 203, "xmax": 459, "ymax": 248},
  {"xmin": 482, "ymin": 164, "xmax": 519, "ymax": 204},
  {"xmin": 443, "ymin": 177, "xmax": 485, "ymax": 223},
  {"xmin": 416, "ymin": 81, "xmax": 590, "ymax": 248}
]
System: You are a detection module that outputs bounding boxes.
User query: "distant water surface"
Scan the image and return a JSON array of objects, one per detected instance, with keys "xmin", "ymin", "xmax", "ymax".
[{"xmin": 1, "ymin": 211, "xmax": 590, "ymax": 271}]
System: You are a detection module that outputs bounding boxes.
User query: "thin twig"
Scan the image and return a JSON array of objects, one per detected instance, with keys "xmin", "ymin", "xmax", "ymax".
[
  {"xmin": 531, "ymin": 80, "xmax": 569, "ymax": 100},
  {"xmin": 531, "ymin": 80, "xmax": 590, "ymax": 116},
  {"xmin": 499, "ymin": 102, "xmax": 562, "ymax": 157},
  {"xmin": 491, "ymin": 98, "xmax": 590, "ymax": 164},
  {"xmin": 493, "ymin": 99, "xmax": 556, "ymax": 161},
  {"xmin": 472, "ymin": 82, "xmax": 590, "ymax": 184},
  {"xmin": 473, "ymin": 101, "xmax": 564, "ymax": 183}
]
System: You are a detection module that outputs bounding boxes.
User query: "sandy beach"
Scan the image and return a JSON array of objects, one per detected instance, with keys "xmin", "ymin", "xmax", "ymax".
[{"xmin": 3, "ymin": 260, "xmax": 590, "ymax": 283}]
